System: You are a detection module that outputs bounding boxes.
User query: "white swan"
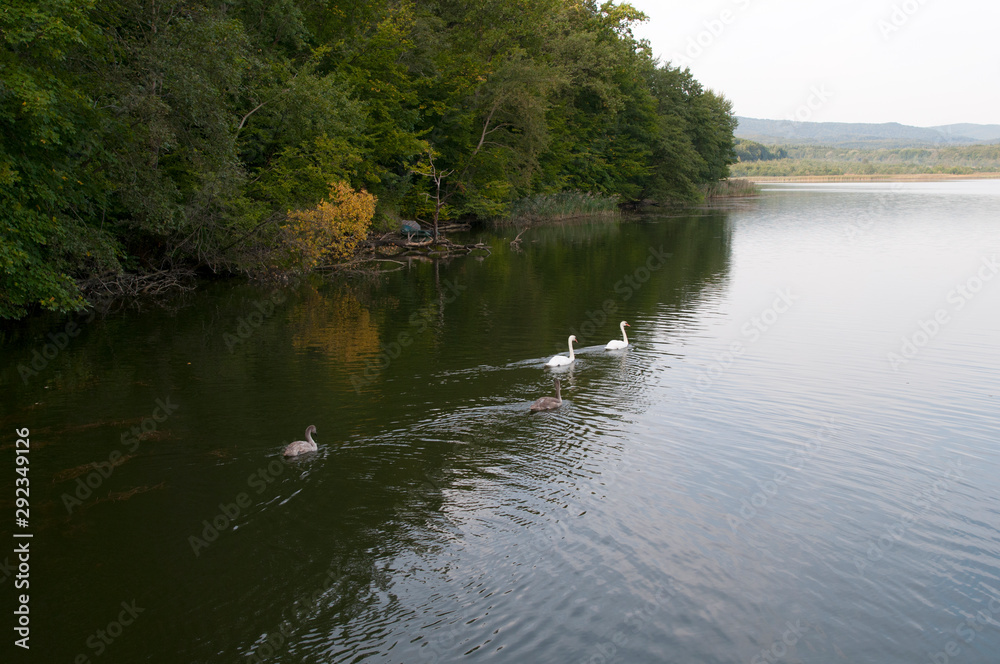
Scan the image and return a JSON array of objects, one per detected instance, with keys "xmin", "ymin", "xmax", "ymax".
[
  {"xmin": 530, "ymin": 379, "xmax": 563, "ymax": 411},
  {"xmin": 605, "ymin": 321, "xmax": 630, "ymax": 350},
  {"xmin": 545, "ymin": 335, "xmax": 577, "ymax": 367},
  {"xmin": 283, "ymin": 425, "xmax": 318, "ymax": 457}
]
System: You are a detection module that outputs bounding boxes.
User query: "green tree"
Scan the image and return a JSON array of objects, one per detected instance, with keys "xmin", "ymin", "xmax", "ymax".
[
  {"xmin": 1, "ymin": 0, "xmax": 739, "ymax": 320},
  {"xmin": 0, "ymin": 0, "xmax": 119, "ymax": 318}
]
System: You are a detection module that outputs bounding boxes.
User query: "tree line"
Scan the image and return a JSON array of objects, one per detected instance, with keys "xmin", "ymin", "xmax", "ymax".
[
  {"xmin": 1, "ymin": 0, "xmax": 737, "ymax": 319},
  {"xmin": 729, "ymin": 143, "xmax": 1000, "ymax": 177},
  {"xmin": 733, "ymin": 139, "xmax": 786, "ymax": 162}
]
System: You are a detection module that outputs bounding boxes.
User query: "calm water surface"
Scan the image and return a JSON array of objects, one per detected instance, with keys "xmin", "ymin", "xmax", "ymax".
[{"xmin": 2, "ymin": 181, "xmax": 999, "ymax": 663}]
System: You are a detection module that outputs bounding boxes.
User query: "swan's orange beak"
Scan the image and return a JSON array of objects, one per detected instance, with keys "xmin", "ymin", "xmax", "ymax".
[{"xmin": 625, "ymin": 323, "xmax": 630, "ymax": 326}]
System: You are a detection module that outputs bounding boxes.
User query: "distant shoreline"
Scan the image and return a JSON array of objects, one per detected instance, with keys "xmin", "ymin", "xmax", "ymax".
[{"xmin": 745, "ymin": 173, "xmax": 1000, "ymax": 183}]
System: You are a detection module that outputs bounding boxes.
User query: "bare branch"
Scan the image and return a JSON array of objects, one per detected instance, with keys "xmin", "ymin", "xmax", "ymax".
[{"xmin": 235, "ymin": 88, "xmax": 290, "ymax": 137}]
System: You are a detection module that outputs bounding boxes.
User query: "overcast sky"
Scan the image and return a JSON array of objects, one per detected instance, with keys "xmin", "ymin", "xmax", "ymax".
[{"xmin": 627, "ymin": 0, "xmax": 1000, "ymax": 127}]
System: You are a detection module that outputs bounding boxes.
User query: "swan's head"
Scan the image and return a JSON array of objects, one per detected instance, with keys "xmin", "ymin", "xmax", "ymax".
[
  {"xmin": 568, "ymin": 335, "xmax": 578, "ymax": 344},
  {"xmin": 306, "ymin": 425, "xmax": 317, "ymax": 435},
  {"xmin": 621, "ymin": 321, "xmax": 630, "ymax": 327}
]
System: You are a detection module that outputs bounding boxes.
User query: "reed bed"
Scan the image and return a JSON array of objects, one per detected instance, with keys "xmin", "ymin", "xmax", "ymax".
[
  {"xmin": 495, "ymin": 191, "xmax": 620, "ymax": 225},
  {"xmin": 702, "ymin": 178, "xmax": 760, "ymax": 198}
]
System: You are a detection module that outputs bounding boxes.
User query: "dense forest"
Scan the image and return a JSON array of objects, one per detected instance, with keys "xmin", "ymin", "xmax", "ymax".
[
  {"xmin": 1, "ymin": 0, "xmax": 737, "ymax": 320},
  {"xmin": 733, "ymin": 138, "xmax": 786, "ymax": 163}
]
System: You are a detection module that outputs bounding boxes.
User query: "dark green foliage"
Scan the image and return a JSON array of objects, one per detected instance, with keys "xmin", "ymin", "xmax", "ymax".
[
  {"xmin": 1, "ymin": 0, "xmax": 737, "ymax": 319},
  {"xmin": 0, "ymin": 0, "xmax": 118, "ymax": 318},
  {"xmin": 734, "ymin": 139, "xmax": 787, "ymax": 162}
]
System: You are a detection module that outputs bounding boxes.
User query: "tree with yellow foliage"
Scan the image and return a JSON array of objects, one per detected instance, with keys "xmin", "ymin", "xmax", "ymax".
[{"xmin": 281, "ymin": 182, "xmax": 377, "ymax": 271}]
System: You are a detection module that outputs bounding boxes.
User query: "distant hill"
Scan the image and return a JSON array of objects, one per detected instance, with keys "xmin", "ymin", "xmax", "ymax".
[
  {"xmin": 735, "ymin": 117, "xmax": 1000, "ymax": 148},
  {"xmin": 933, "ymin": 123, "xmax": 1000, "ymax": 142}
]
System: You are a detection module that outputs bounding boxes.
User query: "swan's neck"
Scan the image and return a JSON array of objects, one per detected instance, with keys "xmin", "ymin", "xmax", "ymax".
[
  {"xmin": 567, "ymin": 338, "xmax": 575, "ymax": 359},
  {"xmin": 306, "ymin": 429, "xmax": 315, "ymax": 445},
  {"xmin": 555, "ymin": 382, "xmax": 561, "ymax": 399},
  {"xmin": 620, "ymin": 323, "xmax": 628, "ymax": 344}
]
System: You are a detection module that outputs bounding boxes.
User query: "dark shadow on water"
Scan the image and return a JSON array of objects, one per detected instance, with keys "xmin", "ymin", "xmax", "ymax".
[{"xmin": 0, "ymin": 209, "xmax": 734, "ymax": 662}]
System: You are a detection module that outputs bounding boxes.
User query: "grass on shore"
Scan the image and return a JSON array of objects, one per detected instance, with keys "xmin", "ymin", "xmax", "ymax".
[
  {"xmin": 729, "ymin": 143, "xmax": 1000, "ymax": 178},
  {"xmin": 730, "ymin": 160, "xmax": 1000, "ymax": 179},
  {"xmin": 702, "ymin": 178, "xmax": 760, "ymax": 198},
  {"xmin": 495, "ymin": 191, "xmax": 620, "ymax": 225},
  {"xmin": 744, "ymin": 172, "xmax": 1000, "ymax": 183}
]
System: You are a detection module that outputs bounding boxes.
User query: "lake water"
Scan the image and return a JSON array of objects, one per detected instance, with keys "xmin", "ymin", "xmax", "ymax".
[{"xmin": 2, "ymin": 180, "xmax": 999, "ymax": 663}]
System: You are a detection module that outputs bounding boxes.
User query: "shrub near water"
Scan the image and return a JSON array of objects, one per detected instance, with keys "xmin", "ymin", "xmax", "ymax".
[
  {"xmin": 281, "ymin": 182, "xmax": 377, "ymax": 270},
  {"xmin": 702, "ymin": 178, "xmax": 759, "ymax": 198},
  {"xmin": 498, "ymin": 191, "xmax": 620, "ymax": 223}
]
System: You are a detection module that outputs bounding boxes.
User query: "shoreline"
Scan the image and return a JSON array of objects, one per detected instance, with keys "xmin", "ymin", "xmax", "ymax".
[{"xmin": 745, "ymin": 173, "xmax": 1000, "ymax": 183}]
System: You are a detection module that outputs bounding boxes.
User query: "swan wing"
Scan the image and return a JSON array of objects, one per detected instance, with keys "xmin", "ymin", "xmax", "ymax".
[
  {"xmin": 530, "ymin": 397, "xmax": 561, "ymax": 411},
  {"xmin": 283, "ymin": 440, "xmax": 317, "ymax": 457}
]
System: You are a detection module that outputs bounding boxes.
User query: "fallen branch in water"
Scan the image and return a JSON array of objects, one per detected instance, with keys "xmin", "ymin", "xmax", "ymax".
[
  {"xmin": 353, "ymin": 234, "xmax": 491, "ymax": 261},
  {"xmin": 322, "ymin": 258, "xmax": 409, "ymax": 274},
  {"xmin": 358, "ymin": 234, "xmax": 433, "ymax": 250},
  {"xmin": 101, "ymin": 482, "xmax": 167, "ymax": 504},
  {"xmin": 510, "ymin": 227, "xmax": 528, "ymax": 249},
  {"xmin": 52, "ymin": 455, "xmax": 135, "ymax": 483},
  {"xmin": 78, "ymin": 268, "xmax": 197, "ymax": 299}
]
